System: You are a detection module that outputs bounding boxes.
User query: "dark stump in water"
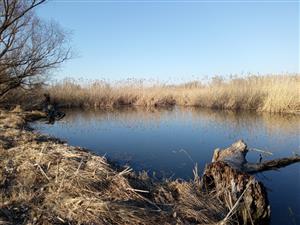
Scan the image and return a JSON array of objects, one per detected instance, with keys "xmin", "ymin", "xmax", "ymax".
[{"xmin": 202, "ymin": 140, "xmax": 300, "ymax": 225}]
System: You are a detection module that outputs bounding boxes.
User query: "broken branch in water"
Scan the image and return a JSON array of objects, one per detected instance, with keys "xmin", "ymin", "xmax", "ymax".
[
  {"xmin": 212, "ymin": 140, "xmax": 300, "ymax": 173},
  {"xmin": 248, "ymin": 147, "xmax": 273, "ymax": 156},
  {"xmin": 245, "ymin": 155, "xmax": 300, "ymax": 174}
]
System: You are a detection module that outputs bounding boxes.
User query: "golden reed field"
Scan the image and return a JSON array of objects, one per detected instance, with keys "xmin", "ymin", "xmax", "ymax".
[{"xmin": 47, "ymin": 74, "xmax": 299, "ymax": 114}]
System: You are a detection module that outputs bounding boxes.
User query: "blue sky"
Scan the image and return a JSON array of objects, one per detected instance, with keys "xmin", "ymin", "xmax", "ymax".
[{"xmin": 37, "ymin": 0, "xmax": 299, "ymax": 82}]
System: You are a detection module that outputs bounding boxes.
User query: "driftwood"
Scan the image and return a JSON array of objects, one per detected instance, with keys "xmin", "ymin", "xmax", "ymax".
[
  {"xmin": 211, "ymin": 140, "xmax": 300, "ymax": 173},
  {"xmin": 203, "ymin": 140, "xmax": 300, "ymax": 225}
]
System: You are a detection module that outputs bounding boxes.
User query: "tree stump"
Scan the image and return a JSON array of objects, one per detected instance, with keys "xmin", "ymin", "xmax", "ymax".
[{"xmin": 203, "ymin": 140, "xmax": 300, "ymax": 225}]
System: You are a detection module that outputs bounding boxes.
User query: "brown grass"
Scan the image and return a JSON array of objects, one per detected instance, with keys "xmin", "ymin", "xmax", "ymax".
[
  {"xmin": 0, "ymin": 109, "xmax": 230, "ymax": 225},
  {"xmin": 47, "ymin": 74, "xmax": 300, "ymax": 114}
]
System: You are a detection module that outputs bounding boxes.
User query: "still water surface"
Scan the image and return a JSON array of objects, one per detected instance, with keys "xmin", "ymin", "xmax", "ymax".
[{"xmin": 33, "ymin": 107, "xmax": 300, "ymax": 225}]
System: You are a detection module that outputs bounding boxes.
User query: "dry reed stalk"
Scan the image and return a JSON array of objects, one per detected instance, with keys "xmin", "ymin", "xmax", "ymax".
[{"xmin": 221, "ymin": 180, "xmax": 253, "ymax": 223}]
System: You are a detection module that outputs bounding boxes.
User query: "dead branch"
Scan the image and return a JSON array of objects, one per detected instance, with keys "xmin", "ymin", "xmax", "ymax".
[
  {"xmin": 245, "ymin": 155, "xmax": 300, "ymax": 174},
  {"xmin": 0, "ymin": 0, "xmax": 71, "ymax": 99},
  {"xmin": 211, "ymin": 140, "xmax": 300, "ymax": 173}
]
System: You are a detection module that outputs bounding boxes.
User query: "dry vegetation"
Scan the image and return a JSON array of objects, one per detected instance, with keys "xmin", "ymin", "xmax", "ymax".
[
  {"xmin": 0, "ymin": 109, "xmax": 233, "ymax": 225},
  {"xmin": 47, "ymin": 74, "xmax": 300, "ymax": 114}
]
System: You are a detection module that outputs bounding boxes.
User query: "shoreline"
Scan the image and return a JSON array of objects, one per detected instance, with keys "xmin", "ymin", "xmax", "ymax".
[
  {"xmin": 0, "ymin": 109, "xmax": 228, "ymax": 224},
  {"xmin": 2, "ymin": 108, "xmax": 299, "ymax": 224},
  {"xmin": 56, "ymin": 104, "xmax": 300, "ymax": 116}
]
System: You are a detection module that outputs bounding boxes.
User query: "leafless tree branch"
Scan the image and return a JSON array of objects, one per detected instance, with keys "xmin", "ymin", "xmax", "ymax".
[{"xmin": 0, "ymin": 0, "xmax": 71, "ymax": 99}]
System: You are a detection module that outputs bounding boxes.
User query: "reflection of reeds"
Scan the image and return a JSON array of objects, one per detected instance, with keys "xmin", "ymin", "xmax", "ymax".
[
  {"xmin": 48, "ymin": 74, "xmax": 300, "ymax": 114},
  {"xmin": 62, "ymin": 107, "xmax": 300, "ymax": 137},
  {"xmin": 189, "ymin": 108, "xmax": 300, "ymax": 136}
]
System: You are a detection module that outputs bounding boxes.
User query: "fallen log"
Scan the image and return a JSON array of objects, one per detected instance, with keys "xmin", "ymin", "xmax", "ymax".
[
  {"xmin": 211, "ymin": 140, "xmax": 300, "ymax": 173},
  {"xmin": 203, "ymin": 140, "xmax": 300, "ymax": 225},
  {"xmin": 245, "ymin": 155, "xmax": 300, "ymax": 173}
]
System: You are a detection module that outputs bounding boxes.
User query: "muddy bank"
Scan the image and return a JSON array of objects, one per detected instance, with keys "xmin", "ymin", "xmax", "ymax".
[{"xmin": 0, "ymin": 109, "xmax": 229, "ymax": 225}]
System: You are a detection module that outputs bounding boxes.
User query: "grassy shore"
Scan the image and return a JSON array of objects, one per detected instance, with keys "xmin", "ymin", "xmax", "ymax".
[
  {"xmin": 47, "ymin": 74, "xmax": 299, "ymax": 114},
  {"xmin": 0, "ymin": 109, "xmax": 230, "ymax": 225}
]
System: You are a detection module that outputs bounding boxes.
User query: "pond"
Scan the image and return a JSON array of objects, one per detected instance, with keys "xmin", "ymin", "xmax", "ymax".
[{"xmin": 33, "ymin": 107, "xmax": 300, "ymax": 225}]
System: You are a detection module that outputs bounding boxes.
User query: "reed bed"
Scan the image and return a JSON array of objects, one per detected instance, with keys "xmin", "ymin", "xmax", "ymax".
[{"xmin": 48, "ymin": 74, "xmax": 300, "ymax": 114}]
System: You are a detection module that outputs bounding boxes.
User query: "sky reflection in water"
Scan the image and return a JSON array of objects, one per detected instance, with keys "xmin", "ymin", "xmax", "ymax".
[{"xmin": 33, "ymin": 107, "xmax": 300, "ymax": 225}]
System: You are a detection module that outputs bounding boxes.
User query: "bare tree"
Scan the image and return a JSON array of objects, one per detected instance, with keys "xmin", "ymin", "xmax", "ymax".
[{"xmin": 0, "ymin": 0, "xmax": 71, "ymax": 98}]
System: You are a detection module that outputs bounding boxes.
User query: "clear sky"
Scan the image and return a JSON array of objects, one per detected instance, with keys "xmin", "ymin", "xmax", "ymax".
[{"xmin": 37, "ymin": 0, "xmax": 299, "ymax": 82}]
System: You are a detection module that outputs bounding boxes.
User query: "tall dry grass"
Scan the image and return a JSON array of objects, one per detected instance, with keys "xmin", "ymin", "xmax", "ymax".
[{"xmin": 48, "ymin": 74, "xmax": 300, "ymax": 114}]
